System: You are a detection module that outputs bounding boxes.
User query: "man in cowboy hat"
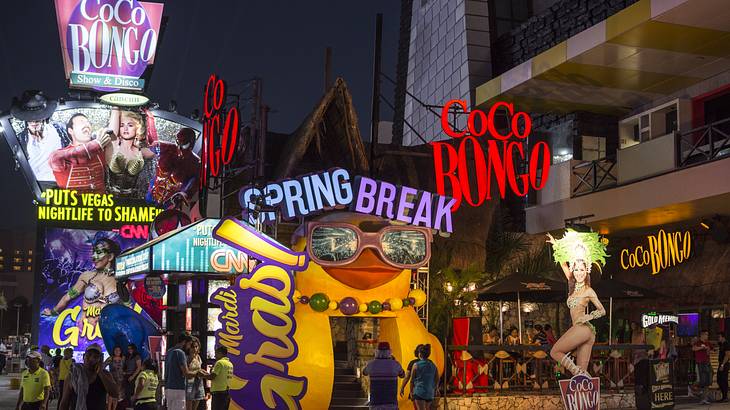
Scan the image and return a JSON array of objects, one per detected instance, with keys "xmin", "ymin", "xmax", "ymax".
[
  {"xmin": 362, "ymin": 342, "xmax": 405, "ymax": 410},
  {"xmin": 11, "ymin": 90, "xmax": 70, "ymax": 182}
]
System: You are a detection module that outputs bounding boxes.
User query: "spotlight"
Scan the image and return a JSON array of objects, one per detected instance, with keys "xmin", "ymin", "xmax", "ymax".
[{"xmin": 700, "ymin": 215, "xmax": 729, "ymax": 243}]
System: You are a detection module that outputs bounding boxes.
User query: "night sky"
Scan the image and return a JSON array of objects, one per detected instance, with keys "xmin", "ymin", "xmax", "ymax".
[{"xmin": 0, "ymin": 0, "xmax": 401, "ymax": 230}]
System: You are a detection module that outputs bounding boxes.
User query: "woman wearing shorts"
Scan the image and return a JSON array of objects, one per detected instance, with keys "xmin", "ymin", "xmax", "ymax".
[{"xmin": 411, "ymin": 344, "xmax": 438, "ymax": 410}]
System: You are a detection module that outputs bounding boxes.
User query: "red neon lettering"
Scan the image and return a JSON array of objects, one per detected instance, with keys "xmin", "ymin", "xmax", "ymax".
[
  {"xmin": 432, "ymin": 101, "xmax": 551, "ymax": 210},
  {"xmin": 201, "ymin": 74, "xmax": 240, "ymax": 188},
  {"xmin": 441, "ymin": 100, "xmax": 467, "ymax": 138}
]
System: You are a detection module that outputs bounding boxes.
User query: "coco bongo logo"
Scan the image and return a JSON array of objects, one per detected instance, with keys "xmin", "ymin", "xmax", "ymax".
[
  {"xmin": 55, "ymin": 0, "xmax": 164, "ymax": 90},
  {"xmin": 200, "ymin": 74, "xmax": 240, "ymax": 188},
  {"xmin": 620, "ymin": 229, "xmax": 691, "ymax": 275},
  {"xmin": 432, "ymin": 101, "xmax": 551, "ymax": 210},
  {"xmin": 559, "ymin": 374, "xmax": 600, "ymax": 410}
]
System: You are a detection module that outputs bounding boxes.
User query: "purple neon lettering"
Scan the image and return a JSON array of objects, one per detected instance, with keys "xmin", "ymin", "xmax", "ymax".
[
  {"xmin": 354, "ymin": 176, "xmax": 378, "ymax": 214},
  {"xmin": 411, "ymin": 192, "xmax": 433, "ymax": 229},
  {"xmin": 375, "ymin": 181, "xmax": 397, "ymax": 219},
  {"xmin": 433, "ymin": 196, "xmax": 456, "ymax": 233},
  {"xmin": 396, "ymin": 186, "xmax": 418, "ymax": 224}
]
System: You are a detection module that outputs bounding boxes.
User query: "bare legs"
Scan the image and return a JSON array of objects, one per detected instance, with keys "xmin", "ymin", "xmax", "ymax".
[{"xmin": 550, "ymin": 324, "xmax": 595, "ymax": 376}]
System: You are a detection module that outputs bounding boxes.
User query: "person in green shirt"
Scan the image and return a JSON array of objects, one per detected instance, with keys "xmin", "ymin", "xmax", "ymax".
[
  {"xmin": 201, "ymin": 346, "xmax": 233, "ymax": 410},
  {"xmin": 16, "ymin": 351, "xmax": 51, "ymax": 410},
  {"xmin": 132, "ymin": 359, "xmax": 159, "ymax": 410}
]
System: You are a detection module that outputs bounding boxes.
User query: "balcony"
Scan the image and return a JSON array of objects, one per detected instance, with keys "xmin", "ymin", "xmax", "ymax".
[{"xmin": 527, "ymin": 118, "xmax": 730, "ymax": 234}]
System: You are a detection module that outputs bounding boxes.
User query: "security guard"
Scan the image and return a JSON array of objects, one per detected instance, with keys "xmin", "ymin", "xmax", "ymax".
[{"xmin": 16, "ymin": 351, "xmax": 51, "ymax": 410}]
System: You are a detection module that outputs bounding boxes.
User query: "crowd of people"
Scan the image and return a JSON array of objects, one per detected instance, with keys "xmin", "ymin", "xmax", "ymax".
[
  {"xmin": 482, "ymin": 324, "xmax": 557, "ymax": 347},
  {"xmin": 10, "ymin": 333, "xmax": 233, "ymax": 410}
]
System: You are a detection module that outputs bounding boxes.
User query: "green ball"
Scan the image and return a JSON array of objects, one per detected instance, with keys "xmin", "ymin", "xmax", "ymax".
[
  {"xmin": 368, "ymin": 300, "xmax": 383, "ymax": 314},
  {"xmin": 309, "ymin": 293, "xmax": 330, "ymax": 312},
  {"xmin": 402, "ymin": 298, "xmax": 410, "ymax": 307}
]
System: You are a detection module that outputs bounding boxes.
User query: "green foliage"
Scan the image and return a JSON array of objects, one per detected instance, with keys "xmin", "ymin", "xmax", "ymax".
[
  {"xmin": 551, "ymin": 229, "xmax": 609, "ymax": 268},
  {"xmin": 428, "ymin": 265, "xmax": 484, "ymax": 341}
]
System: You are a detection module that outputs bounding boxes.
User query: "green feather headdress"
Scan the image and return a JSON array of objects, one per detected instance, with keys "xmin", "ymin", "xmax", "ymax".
[{"xmin": 551, "ymin": 229, "xmax": 609, "ymax": 272}]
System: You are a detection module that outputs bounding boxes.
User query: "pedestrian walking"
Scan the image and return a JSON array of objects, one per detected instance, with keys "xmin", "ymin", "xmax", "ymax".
[
  {"xmin": 185, "ymin": 337, "xmax": 206, "ymax": 410},
  {"xmin": 693, "ymin": 330, "xmax": 714, "ymax": 405},
  {"xmin": 104, "ymin": 346, "xmax": 125, "ymax": 410},
  {"xmin": 164, "ymin": 334, "xmax": 197, "ymax": 410},
  {"xmin": 411, "ymin": 344, "xmax": 438, "ymax": 410},
  {"xmin": 362, "ymin": 342, "xmax": 405, "ymax": 410},
  {"xmin": 131, "ymin": 359, "xmax": 159, "ymax": 410},
  {"xmin": 16, "ymin": 351, "xmax": 51, "ymax": 410},
  {"xmin": 718, "ymin": 332, "xmax": 729, "ymax": 403},
  {"xmin": 58, "ymin": 343, "xmax": 119, "ymax": 410},
  {"xmin": 201, "ymin": 346, "xmax": 232, "ymax": 410}
]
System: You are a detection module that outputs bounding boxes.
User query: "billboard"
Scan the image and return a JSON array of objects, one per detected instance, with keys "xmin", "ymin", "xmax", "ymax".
[
  {"xmin": 39, "ymin": 227, "xmax": 147, "ymax": 357},
  {"xmin": 53, "ymin": 0, "xmax": 164, "ymax": 91},
  {"xmin": 2, "ymin": 96, "xmax": 202, "ymax": 207}
]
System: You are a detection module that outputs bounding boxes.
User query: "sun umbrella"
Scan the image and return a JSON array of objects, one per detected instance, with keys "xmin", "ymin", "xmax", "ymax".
[
  {"xmin": 593, "ymin": 277, "xmax": 667, "ymax": 345},
  {"xmin": 477, "ymin": 272, "xmax": 566, "ymax": 343}
]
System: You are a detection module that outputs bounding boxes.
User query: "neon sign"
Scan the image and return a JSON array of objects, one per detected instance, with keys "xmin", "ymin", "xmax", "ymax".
[
  {"xmin": 432, "ymin": 100, "xmax": 551, "ymax": 210},
  {"xmin": 200, "ymin": 74, "xmax": 240, "ymax": 188},
  {"xmin": 239, "ymin": 168, "xmax": 456, "ymax": 233},
  {"xmin": 620, "ymin": 229, "xmax": 691, "ymax": 275},
  {"xmin": 559, "ymin": 374, "xmax": 600, "ymax": 410},
  {"xmin": 642, "ymin": 312, "xmax": 679, "ymax": 328},
  {"xmin": 212, "ymin": 218, "xmax": 308, "ymax": 409},
  {"xmin": 38, "ymin": 189, "xmax": 162, "ymax": 224},
  {"xmin": 113, "ymin": 224, "xmax": 150, "ymax": 239},
  {"xmin": 54, "ymin": 0, "xmax": 164, "ymax": 91}
]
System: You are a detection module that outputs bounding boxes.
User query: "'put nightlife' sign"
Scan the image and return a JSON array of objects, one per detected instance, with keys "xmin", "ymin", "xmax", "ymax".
[
  {"xmin": 238, "ymin": 168, "xmax": 456, "ymax": 234},
  {"xmin": 54, "ymin": 0, "xmax": 164, "ymax": 91}
]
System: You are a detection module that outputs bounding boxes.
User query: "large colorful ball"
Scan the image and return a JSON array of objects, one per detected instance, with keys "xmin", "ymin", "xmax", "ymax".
[
  {"xmin": 382, "ymin": 302, "xmax": 391, "ymax": 311},
  {"xmin": 329, "ymin": 300, "xmax": 339, "ymax": 311},
  {"xmin": 339, "ymin": 297, "xmax": 359, "ymax": 315},
  {"xmin": 407, "ymin": 297, "xmax": 416, "ymax": 306},
  {"xmin": 299, "ymin": 295, "xmax": 310, "ymax": 304},
  {"xmin": 309, "ymin": 293, "xmax": 330, "ymax": 312},
  {"xmin": 402, "ymin": 298, "xmax": 410, "ymax": 307},
  {"xmin": 409, "ymin": 289, "xmax": 427, "ymax": 307},
  {"xmin": 368, "ymin": 300, "xmax": 383, "ymax": 314},
  {"xmin": 358, "ymin": 303, "xmax": 369, "ymax": 313},
  {"xmin": 388, "ymin": 297, "xmax": 403, "ymax": 311}
]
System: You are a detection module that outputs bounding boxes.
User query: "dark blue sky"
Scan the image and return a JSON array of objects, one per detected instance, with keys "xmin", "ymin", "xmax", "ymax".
[{"xmin": 0, "ymin": 0, "xmax": 401, "ymax": 229}]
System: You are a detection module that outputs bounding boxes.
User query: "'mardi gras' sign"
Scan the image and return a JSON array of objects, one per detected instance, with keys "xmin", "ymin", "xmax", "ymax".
[
  {"xmin": 239, "ymin": 168, "xmax": 456, "ymax": 234},
  {"xmin": 54, "ymin": 0, "xmax": 164, "ymax": 91},
  {"xmin": 559, "ymin": 374, "xmax": 601, "ymax": 410},
  {"xmin": 211, "ymin": 218, "xmax": 308, "ymax": 409}
]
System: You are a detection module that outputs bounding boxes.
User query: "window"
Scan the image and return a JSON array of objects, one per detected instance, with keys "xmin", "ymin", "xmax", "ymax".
[
  {"xmin": 582, "ymin": 136, "xmax": 606, "ymax": 161},
  {"xmin": 491, "ymin": 0, "xmax": 532, "ymax": 39},
  {"xmin": 28, "ymin": 250, "xmax": 33, "ymax": 255},
  {"xmin": 12, "ymin": 266, "xmax": 21, "ymax": 271}
]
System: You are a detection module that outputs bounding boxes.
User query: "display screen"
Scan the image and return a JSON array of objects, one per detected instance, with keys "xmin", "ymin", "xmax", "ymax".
[
  {"xmin": 677, "ymin": 313, "xmax": 700, "ymax": 337},
  {"xmin": 1, "ymin": 101, "xmax": 201, "ymax": 205},
  {"xmin": 39, "ymin": 227, "xmax": 146, "ymax": 357}
]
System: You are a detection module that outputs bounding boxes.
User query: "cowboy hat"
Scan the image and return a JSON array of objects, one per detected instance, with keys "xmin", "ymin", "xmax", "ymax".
[{"xmin": 11, "ymin": 90, "xmax": 58, "ymax": 122}]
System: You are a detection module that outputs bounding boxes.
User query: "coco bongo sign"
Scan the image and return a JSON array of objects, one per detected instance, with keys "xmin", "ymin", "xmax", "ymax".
[
  {"xmin": 54, "ymin": 0, "xmax": 164, "ymax": 91},
  {"xmin": 432, "ymin": 100, "xmax": 551, "ymax": 210},
  {"xmin": 559, "ymin": 374, "xmax": 601, "ymax": 410}
]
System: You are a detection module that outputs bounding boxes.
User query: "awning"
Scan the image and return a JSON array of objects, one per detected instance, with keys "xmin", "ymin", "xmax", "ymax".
[
  {"xmin": 476, "ymin": 0, "xmax": 730, "ymax": 114},
  {"xmin": 115, "ymin": 218, "xmax": 250, "ymax": 279}
]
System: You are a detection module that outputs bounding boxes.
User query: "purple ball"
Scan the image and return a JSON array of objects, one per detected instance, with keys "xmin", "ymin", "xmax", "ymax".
[
  {"xmin": 408, "ymin": 297, "xmax": 416, "ymax": 306},
  {"xmin": 339, "ymin": 297, "xmax": 358, "ymax": 315},
  {"xmin": 382, "ymin": 302, "xmax": 391, "ymax": 311},
  {"xmin": 299, "ymin": 296, "xmax": 310, "ymax": 304}
]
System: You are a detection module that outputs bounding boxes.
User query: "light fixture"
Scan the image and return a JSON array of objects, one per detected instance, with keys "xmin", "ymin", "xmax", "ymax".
[
  {"xmin": 445, "ymin": 282, "xmax": 453, "ymax": 293},
  {"xmin": 501, "ymin": 302, "xmax": 509, "ymax": 312}
]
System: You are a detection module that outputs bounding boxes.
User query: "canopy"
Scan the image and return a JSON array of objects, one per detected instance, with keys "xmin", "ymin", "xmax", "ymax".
[
  {"xmin": 593, "ymin": 277, "xmax": 666, "ymax": 299},
  {"xmin": 476, "ymin": 272, "xmax": 565, "ymax": 302},
  {"xmin": 115, "ymin": 218, "xmax": 250, "ymax": 279}
]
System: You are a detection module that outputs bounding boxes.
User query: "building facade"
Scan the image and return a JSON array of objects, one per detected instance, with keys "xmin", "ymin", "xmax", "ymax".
[{"xmin": 0, "ymin": 229, "xmax": 35, "ymax": 336}]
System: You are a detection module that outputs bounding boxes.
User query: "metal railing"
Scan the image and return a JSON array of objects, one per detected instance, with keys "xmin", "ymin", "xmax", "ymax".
[
  {"xmin": 677, "ymin": 117, "xmax": 730, "ymax": 167},
  {"xmin": 571, "ymin": 158, "xmax": 617, "ymax": 197},
  {"xmin": 444, "ymin": 344, "xmax": 653, "ymax": 395}
]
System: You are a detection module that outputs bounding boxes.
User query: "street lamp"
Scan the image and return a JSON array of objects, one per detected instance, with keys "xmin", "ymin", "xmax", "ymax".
[{"xmin": 14, "ymin": 303, "xmax": 21, "ymax": 337}]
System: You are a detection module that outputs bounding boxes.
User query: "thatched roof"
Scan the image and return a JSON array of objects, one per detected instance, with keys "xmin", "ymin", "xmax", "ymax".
[{"xmin": 274, "ymin": 77, "xmax": 369, "ymax": 179}]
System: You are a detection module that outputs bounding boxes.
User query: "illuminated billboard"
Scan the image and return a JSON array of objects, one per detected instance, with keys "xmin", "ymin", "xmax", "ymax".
[
  {"xmin": 2, "ymin": 95, "xmax": 202, "ymax": 206},
  {"xmin": 39, "ymin": 227, "xmax": 147, "ymax": 358},
  {"xmin": 116, "ymin": 218, "xmax": 251, "ymax": 278},
  {"xmin": 53, "ymin": 0, "xmax": 164, "ymax": 91}
]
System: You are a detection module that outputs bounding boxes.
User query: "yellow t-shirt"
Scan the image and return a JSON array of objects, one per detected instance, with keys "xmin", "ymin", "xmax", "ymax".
[
  {"xmin": 21, "ymin": 368, "xmax": 51, "ymax": 403},
  {"xmin": 211, "ymin": 357, "xmax": 233, "ymax": 392},
  {"xmin": 59, "ymin": 358, "xmax": 73, "ymax": 381},
  {"xmin": 135, "ymin": 370, "xmax": 159, "ymax": 404},
  {"xmin": 646, "ymin": 327, "xmax": 663, "ymax": 350}
]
